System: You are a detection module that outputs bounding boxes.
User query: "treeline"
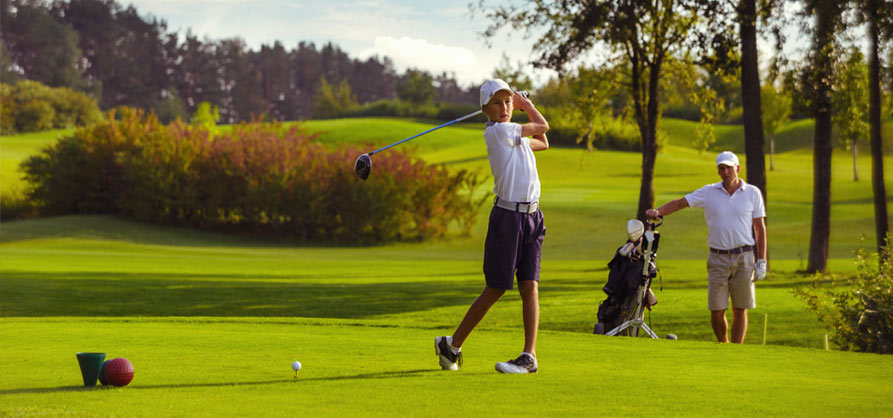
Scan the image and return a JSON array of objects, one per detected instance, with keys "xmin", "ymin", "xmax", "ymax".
[{"xmin": 0, "ymin": 0, "xmax": 476, "ymax": 123}]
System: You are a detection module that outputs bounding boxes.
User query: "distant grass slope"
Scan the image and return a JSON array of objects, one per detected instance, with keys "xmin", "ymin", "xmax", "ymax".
[
  {"xmin": 660, "ymin": 117, "xmax": 893, "ymax": 154},
  {"xmin": 0, "ymin": 129, "xmax": 72, "ymax": 195}
]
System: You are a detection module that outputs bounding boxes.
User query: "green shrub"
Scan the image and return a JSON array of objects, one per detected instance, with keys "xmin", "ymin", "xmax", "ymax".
[
  {"xmin": 0, "ymin": 186, "xmax": 37, "ymax": 221},
  {"xmin": 16, "ymin": 100, "xmax": 56, "ymax": 132},
  {"xmin": 0, "ymin": 81, "xmax": 102, "ymax": 134},
  {"xmin": 795, "ymin": 238, "xmax": 893, "ymax": 354},
  {"xmin": 22, "ymin": 108, "xmax": 486, "ymax": 243}
]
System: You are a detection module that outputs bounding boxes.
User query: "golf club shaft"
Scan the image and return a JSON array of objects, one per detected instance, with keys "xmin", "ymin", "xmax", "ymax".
[{"xmin": 368, "ymin": 110, "xmax": 483, "ymax": 156}]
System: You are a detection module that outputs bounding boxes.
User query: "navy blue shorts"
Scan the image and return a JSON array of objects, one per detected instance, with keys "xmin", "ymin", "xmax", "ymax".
[{"xmin": 483, "ymin": 206, "xmax": 546, "ymax": 290}]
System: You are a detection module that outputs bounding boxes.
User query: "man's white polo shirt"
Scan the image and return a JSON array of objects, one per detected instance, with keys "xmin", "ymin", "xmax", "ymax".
[
  {"xmin": 484, "ymin": 122, "xmax": 540, "ymax": 203},
  {"xmin": 685, "ymin": 180, "xmax": 766, "ymax": 250}
]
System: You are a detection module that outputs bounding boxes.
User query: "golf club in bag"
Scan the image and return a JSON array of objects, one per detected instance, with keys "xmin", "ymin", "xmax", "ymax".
[
  {"xmin": 593, "ymin": 217, "xmax": 673, "ymax": 339},
  {"xmin": 354, "ymin": 91, "xmax": 529, "ymax": 180}
]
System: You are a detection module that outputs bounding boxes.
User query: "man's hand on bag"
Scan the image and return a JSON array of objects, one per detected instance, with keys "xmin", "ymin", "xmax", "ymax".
[{"xmin": 754, "ymin": 258, "xmax": 767, "ymax": 282}]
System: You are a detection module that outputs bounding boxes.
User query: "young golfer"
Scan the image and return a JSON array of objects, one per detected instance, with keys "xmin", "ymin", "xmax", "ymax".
[{"xmin": 435, "ymin": 79, "xmax": 549, "ymax": 374}]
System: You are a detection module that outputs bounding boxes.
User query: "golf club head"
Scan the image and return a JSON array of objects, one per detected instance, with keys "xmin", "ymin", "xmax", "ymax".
[
  {"xmin": 626, "ymin": 219, "xmax": 645, "ymax": 242},
  {"xmin": 354, "ymin": 153, "xmax": 371, "ymax": 181}
]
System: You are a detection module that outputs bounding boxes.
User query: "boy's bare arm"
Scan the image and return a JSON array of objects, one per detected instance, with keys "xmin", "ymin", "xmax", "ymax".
[
  {"xmin": 515, "ymin": 91, "xmax": 549, "ymax": 138},
  {"xmin": 530, "ymin": 133, "xmax": 549, "ymax": 151}
]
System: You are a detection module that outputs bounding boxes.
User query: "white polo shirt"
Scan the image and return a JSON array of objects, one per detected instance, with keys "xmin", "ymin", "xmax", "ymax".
[
  {"xmin": 483, "ymin": 122, "xmax": 541, "ymax": 203},
  {"xmin": 685, "ymin": 180, "xmax": 766, "ymax": 250}
]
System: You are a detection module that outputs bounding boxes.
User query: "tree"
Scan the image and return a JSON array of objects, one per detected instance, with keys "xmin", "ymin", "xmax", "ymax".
[
  {"xmin": 476, "ymin": 0, "xmax": 724, "ymax": 220},
  {"xmin": 351, "ymin": 56, "xmax": 398, "ymax": 104},
  {"xmin": 737, "ymin": 0, "xmax": 768, "ymax": 204},
  {"xmin": 804, "ymin": 0, "xmax": 848, "ymax": 273},
  {"xmin": 760, "ymin": 83, "xmax": 791, "ymax": 171},
  {"xmin": 0, "ymin": 40, "xmax": 21, "ymax": 84},
  {"xmin": 567, "ymin": 64, "xmax": 622, "ymax": 150},
  {"xmin": 1, "ymin": 0, "xmax": 85, "ymax": 89},
  {"xmin": 313, "ymin": 77, "xmax": 356, "ymax": 119},
  {"xmin": 859, "ymin": 0, "xmax": 889, "ymax": 254},
  {"xmin": 256, "ymin": 41, "xmax": 295, "ymax": 121},
  {"xmin": 190, "ymin": 101, "xmax": 219, "ymax": 130},
  {"xmin": 291, "ymin": 42, "xmax": 324, "ymax": 119},
  {"xmin": 396, "ymin": 69, "xmax": 437, "ymax": 105},
  {"xmin": 174, "ymin": 33, "xmax": 224, "ymax": 115},
  {"xmin": 832, "ymin": 46, "xmax": 869, "ymax": 182},
  {"xmin": 153, "ymin": 87, "xmax": 186, "ymax": 124}
]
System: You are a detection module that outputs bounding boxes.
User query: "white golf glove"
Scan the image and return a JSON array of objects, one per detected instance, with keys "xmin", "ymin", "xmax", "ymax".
[{"xmin": 754, "ymin": 258, "xmax": 767, "ymax": 282}]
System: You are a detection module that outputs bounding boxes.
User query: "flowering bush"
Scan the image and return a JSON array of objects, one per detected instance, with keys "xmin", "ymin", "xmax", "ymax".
[
  {"xmin": 23, "ymin": 108, "xmax": 486, "ymax": 243},
  {"xmin": 795, "ymin": 238, "xmax": 893, "ymax": 354}
]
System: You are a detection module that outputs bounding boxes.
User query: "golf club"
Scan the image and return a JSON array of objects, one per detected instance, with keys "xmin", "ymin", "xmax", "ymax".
[
  {"xmin": 353, "ymin": 110, "xmax": 482, "ymax": 180},
  {"xmin": 354, "ymin": 91, "xmax": 529, "ymax": 181}
]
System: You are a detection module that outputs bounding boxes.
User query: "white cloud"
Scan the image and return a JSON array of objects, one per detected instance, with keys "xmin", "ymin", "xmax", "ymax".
[{"xmin": 359, "ymin": 36, "xmax": 485, "ymax": 84}]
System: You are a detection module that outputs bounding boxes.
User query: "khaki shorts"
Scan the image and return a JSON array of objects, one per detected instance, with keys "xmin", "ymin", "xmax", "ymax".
[{"xmin": 707, "ymin": 251, "xmax": 756, "ymax": 311}]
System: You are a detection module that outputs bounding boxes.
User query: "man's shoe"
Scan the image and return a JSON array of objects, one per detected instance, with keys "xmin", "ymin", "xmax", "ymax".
[
  {"xmin": 495, "ymin": 353, "xmax": 537, "ymax": 374},
  {"xmin": 435, "ymin": 336, "xmax": 462, "ymax": 371}
]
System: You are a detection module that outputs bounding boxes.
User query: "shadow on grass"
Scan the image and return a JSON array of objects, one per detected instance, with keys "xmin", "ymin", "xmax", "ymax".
[
  {"xmin": 0, "ymin": 271, "xmax": 598, "ymax": 317},
  {"xmin": 0, "ymin": 369, "xmax": 456, "ymax": 395},
  {"xmin": 0, "ymin": 215, "xmax": 373, "ymax": 249}
]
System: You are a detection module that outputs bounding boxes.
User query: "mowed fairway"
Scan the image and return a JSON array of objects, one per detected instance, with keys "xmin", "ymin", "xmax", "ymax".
[{"xmin": 2, "ymin": 117, "xmax": 893, "ymax": 416}]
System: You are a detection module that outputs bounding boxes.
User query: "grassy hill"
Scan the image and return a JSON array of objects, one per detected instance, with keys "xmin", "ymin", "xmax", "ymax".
[{"xmin": 1, "ymin": 117, "xmax": 892, "ymax": 416}]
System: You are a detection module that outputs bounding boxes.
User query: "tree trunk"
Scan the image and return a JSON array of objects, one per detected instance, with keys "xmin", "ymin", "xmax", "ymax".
[
  {"xmin": 637, "ymin": 59, "xmax": 662, "ymax": 222},
  {"xmin": 853, "ymin": 141, "xmax": 858, "ymax": 182},
  {"xmin": 770, "ymin": 135, "xmax": 775, "ymax": 171},
  {"xmin": 867, "ymin": 1, "xmax": 888, "ymax": 252},
  {"xmin": 739, "ymin": 0, "xmax": 767, "ymax": 204},
  {"xmin": 807, "ymin": 4, "xmax": 835, "ymax": 273}
]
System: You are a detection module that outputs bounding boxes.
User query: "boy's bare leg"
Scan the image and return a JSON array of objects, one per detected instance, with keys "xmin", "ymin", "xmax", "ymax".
[
  {"xmin": 518, "ymin": 280, "xmax": 539, "ymax": 357},
  {"xmin": 730, "ymin": 308, "xmax": 748, "ymax": 343},
  {"xmin": 451, "ymin": 286, "xmax": 505, "ymax": 348},
  {"xmin": 711, "ymin": 309, "xmax": 729, "ymax": 343}
]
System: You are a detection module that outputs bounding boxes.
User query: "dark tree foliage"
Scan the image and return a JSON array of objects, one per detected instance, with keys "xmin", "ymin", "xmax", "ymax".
[
  {"xmin": 397, "ymin": 69, "xmax": 438, "ymax": 105},
  {"xmin": 1, "ymin": 0, "xmax": 84, "ymax": 88},
  {"xmin": 0, "ymin": 0, "xmax": 472, "ymax": 123}
]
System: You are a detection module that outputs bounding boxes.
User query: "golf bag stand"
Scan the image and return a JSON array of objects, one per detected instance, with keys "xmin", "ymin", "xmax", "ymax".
[{"xmin": 595, "ymin": 219, "xmax": 662, "ymax": 338}]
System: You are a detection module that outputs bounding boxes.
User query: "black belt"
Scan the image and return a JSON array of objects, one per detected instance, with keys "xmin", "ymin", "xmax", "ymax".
[{"xmin": 710, "ymin": 245, "xmax": 753, "ymax": 255}]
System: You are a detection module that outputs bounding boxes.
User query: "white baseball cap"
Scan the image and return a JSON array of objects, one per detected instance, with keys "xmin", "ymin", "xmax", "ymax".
[
  {"xmin": 480, "ymin": 79, "xmax": 513, "ymax": 106},
  {"xmin": 716, "ymin": 151, "xmax": 739, "ymax": 167}
]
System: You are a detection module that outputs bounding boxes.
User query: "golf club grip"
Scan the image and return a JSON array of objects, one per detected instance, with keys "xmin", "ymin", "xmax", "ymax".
[{"xmin": 369, "ymin": 110, "xmax": 483, "ymax": 155}]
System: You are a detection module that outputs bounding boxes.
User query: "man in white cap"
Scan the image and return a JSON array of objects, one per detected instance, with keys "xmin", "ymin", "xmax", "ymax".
[
  {"xmin": 435, "ymin": 78, "xmax": 549, "ymax": 373},
  {"xmin": 645, "ymin": 151, "xmax": 767, "ymax": 343}
]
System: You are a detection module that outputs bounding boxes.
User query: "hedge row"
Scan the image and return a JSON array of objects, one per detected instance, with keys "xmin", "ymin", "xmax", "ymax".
[
  {"xmin": 1, "ymin": 81, "xmax": 102, "ymax": 134},
  {"xmin": 22, "ymin": 108, "xmax": 486, "ymax": 243}
]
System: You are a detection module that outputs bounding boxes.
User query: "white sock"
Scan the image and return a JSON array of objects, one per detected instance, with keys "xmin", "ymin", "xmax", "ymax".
[
  {"xmin": 522, "ymin": 352, "xmax": 535, "ymax": 359},
  {"xmin": 449, "ymin": 343, "xmax": 461, "ymax": 354}
]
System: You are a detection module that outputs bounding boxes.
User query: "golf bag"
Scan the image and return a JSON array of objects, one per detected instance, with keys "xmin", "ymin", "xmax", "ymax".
[{"xmin": 593, "ymin": 219, "xmax": 661, "ymax": 338}]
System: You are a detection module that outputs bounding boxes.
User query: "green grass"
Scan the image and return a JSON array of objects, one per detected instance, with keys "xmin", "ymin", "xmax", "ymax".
[
  {"xmin": 3, "ymin": 318, "xmax": 891, "ymax": 417},
  {"xmin": 0, "ymin": 129, "xmax": 72, "ymax": 196},
  {"xmin": 2, "ymin": 117, "xmax": 893, "ymax": 416}
]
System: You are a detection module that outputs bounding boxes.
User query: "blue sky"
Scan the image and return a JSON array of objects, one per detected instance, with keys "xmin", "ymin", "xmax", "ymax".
[{"xmin": 123, "ymin": 0, "xmax": 555, "ymax": 87}]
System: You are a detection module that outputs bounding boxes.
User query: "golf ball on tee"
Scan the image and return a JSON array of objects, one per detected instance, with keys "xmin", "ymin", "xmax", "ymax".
[{"xmin": 292, "ymin": 361, "xmax": 302, "ymax": 371}]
